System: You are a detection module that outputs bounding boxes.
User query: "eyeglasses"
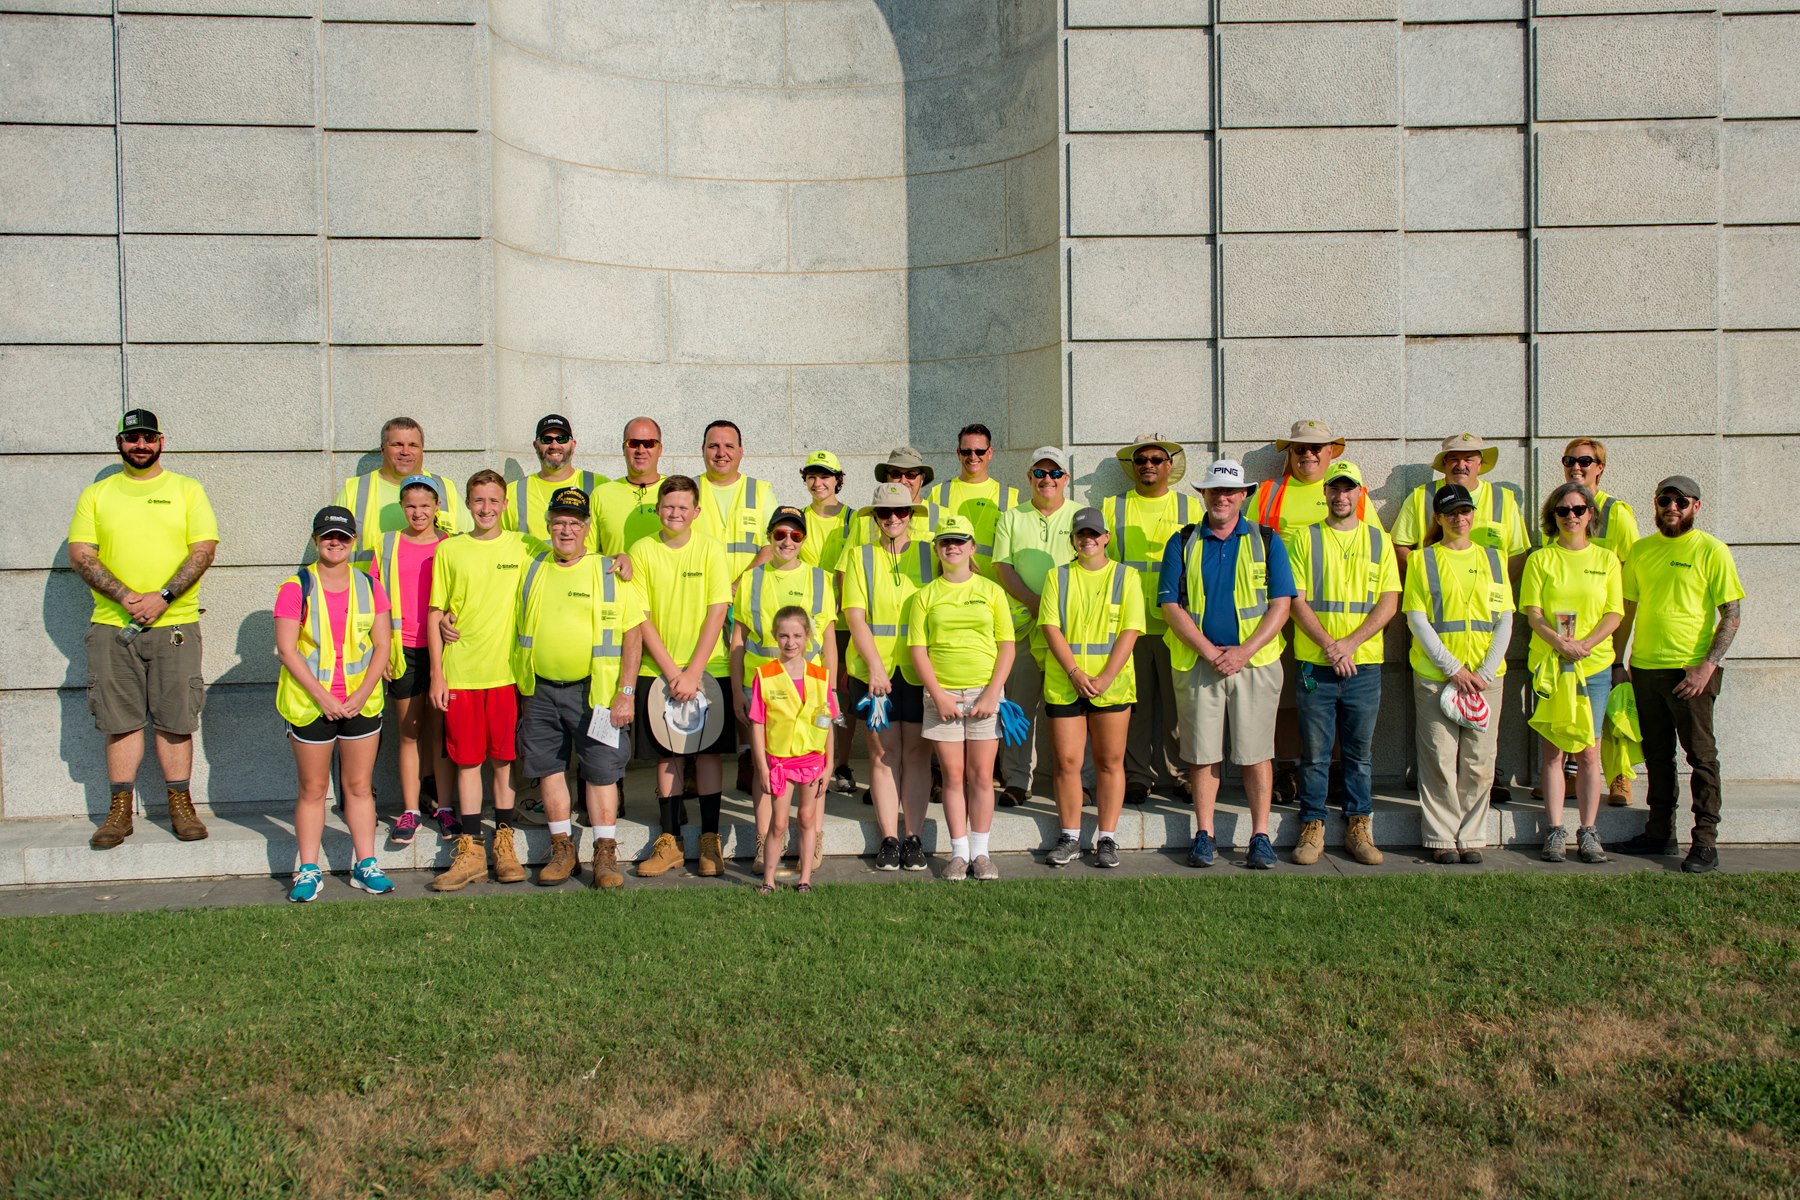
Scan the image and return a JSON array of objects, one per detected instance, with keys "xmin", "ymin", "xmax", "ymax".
[
  {"xmin": 958, "ymin": 447, "xmax": 990, "ymax": 458},
  {"xmin": 625, "ymin": 438, "xmax": 659, "ymax": 449},
  {"xmin": 119, "ymin": 432, "xmax": 158, "ymax": 445},
  {"xmin": 1030, "ymin": 468, "xmax": 1066, "ymax": 480},
  {"xmin": 1561, "ymin": 455, "xmax": 1599, "ymax": 469},
  {"xmin": 1553, "ymin": 504, "xmax": 1590, "ymax": 519},
  {"xmin": 1132, "ymin": 454, "xmax": 1168, "ymax": 467},
  {"xmin": 549, "ymin": 520, "xmax": 586, "ymax": 532},
  {"xmin": 771, "ymin": 529, "xmax": 805, "ymax": 544},
  {"xmin": 874, "ymin": 508, "xmax": 911, "ymax": 521},
  {"xmin": 539, "ymin": 433, "xmax": 571, "ymax": 445},
  {"xmin": 1656, "ymin": 494, "xmax": 1693, "ymax": 510}
]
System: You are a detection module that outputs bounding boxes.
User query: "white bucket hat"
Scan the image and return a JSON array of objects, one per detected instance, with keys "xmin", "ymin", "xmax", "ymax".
[{"xmin": 1192, "ymin": 459, "xmax": 1258, "ymax": 495}]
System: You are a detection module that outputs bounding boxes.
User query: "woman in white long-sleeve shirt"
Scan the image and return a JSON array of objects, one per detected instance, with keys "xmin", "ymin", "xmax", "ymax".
[{"xmin": 1401, "ymin": 484, "xmax": 1515, "ymax": 863}]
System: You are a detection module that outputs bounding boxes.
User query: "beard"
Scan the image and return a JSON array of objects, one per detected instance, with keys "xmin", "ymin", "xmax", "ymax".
[
  {"xmin": 119, "ymin": 443, "xmax": 162, "ymax": 471},
  {"xmin": 1657, "ymin": 508, "xmax": 1696, "ymax": 536}
]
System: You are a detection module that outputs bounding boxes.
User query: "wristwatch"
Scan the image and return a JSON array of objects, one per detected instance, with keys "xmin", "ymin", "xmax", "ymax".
[
  {"xmin": 619, "ymin": 684, "xmax": 636, "ymax": 696},
  {"xmin": 158, "ymin": 588, "xmax": 176, "ymax": 604}
]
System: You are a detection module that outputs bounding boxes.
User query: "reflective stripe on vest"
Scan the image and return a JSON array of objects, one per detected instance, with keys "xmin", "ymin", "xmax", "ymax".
[
  {"xmin": 300, "ymin": 566, "xmax": 376, "ymax": 681},
  {"xmin": 1422, "ymin": 543, "xmax": 1505, "ymax": 635},
  {"xmin": 515, "ymin": 553, "xmax": 549, "ymax": 649},
  {"xmin": 592, "ymin": 567, "xmax": 621, "ymax": 659},
  {"xmin": 743, "ymin": 566, "xmax": 829, "ymax": 660},
  {"xmin": 1237, "ymin": 529, "xmax": 1269, "ymax": 621},
  {"xmin": 858, "ymin": 541, "xmax": 933, "ymax": 637},
  {"xmin": 725, "ymin": 478, "xmax": 762, "ymax": 556},
  {"xmin": 934, "ymin": 481, "xmax": 1011, "ymax": 555},
  {"xmin": 1305, "ymin": 522, "xmax": 1383, "ymax": 616},
  {"xmin": 379, "ymin": 532, "xmax": 404, "ymax": 634},
  {"xmin": 1596, "ymin": 495, "xmax": 1614, "ymax": 540},
  {"xmin": 352, "ymin": 472, "xmax": 376, "ymax": 565},
  {"xmin": 1111, "ymin": 492, "xmax": 1195, "ymax": 572},
  {"xmin": 1054, "ymin": 562, "xmax": 1129, "ymax": 656}
]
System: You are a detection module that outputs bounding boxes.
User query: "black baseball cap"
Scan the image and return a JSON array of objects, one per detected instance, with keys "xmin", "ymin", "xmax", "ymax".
[
  {"xmin": 1433, "ymin": 483, "xmax": 1477, "ymax": 514},
  {"xmin": 1071, "ymin": 506, "xmax": 1107, "ymax": 535},
  {"xmin": 118, "ymin": 409, "xmax": 160, "ymax": 436},
  {"xmin": 767, "ymin": 505, "xmax": 807, "ymax": 534},
  {"xmin": 547, "ymin": 485, "xmax": 590, "ymax": 519},
  {"xmin": 312, "ymin": 505, "xmax": 357, "ymax": 539},
  {"xmin": 535, "ymin": 414, "xmax": 573, "ymax": 439}
]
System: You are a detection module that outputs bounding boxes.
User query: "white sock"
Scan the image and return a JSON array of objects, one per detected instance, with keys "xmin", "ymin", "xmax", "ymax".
[
  {"xmin": 1098, "ymin": 829, "xmax": 1117, "ymax": 844},
  {"xmin": 950, "ymin": 836, "xmax": 970, "ymax": 861},
  {"xmin": 549, "ymin": 819, "xmax": 572, "ymax": 836},
  {"xmin": 969, "ymin": 830, "xmax": 990, "ymax": 859},
  {"xmin": 594, "ymin": 824, "xmax": 617, "ymax": 841},
  {"xmin": 1061, "ymin": 827, "xmax": 1081, "ymax": 841}
]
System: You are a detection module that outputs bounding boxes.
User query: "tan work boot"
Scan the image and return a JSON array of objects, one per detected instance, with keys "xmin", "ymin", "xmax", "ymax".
[
  {"xmin": 167, "ymin": 787, "xmax": 208, "ymax": 842},
  {"xmin": 1291, "ymin": 819, "xmax": 1325, "ymax": 865},
  {"xmin": 432, "ymin": 834, "xmax": 486, "ymax": 891},
  {"xmin": 637, "ymin": 832, "xmax": 684, "ymax": 877},
  {"xmin": 1344, "ymin": 814, "xmax": 1384, "ymax": 866},
  {"xmin": 1607, "ymin": 774, "xmax": 1633, "ymax": 807},
  {"xmin": 90, "ymin": 788, "xmax": 135, "ymax": 850},
  {"xmin": 696, "ymin": 831, "xmax": 725, "ymax": 877},
  {"xmin": 591, "ymin": 838, "xmax": 624, "ymax": 889},
  {"xmin": 538, "ymin": 832, "xmax": 578, "ymax": 885},
  {"xmin": 490, "ymin": 824, "xmax": 527, "ymax": 884},
  {"xmin": 752, "ymin": 833, "xmax": 766, "ymax": 874}
]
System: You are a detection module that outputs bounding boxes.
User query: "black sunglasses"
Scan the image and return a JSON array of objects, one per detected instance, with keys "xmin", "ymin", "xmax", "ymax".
[
  {"xmin": 1562, "ymin": 455, "xmax": 1599, "ymax": 469},
  {"xmin": 1655, "ymin": 494, "xmax": 1693, "ymax": 510},
  {"xmin": 1132, "ymin": 454, "xmax": 1169, "ymax": 467},
  {"xmin": 1030, "ymin": 468, "xmax": 1066, "ymax": 480},
  {"xmin": 1553, "ymin": 504, "xmax": 1590, "ymax": 519}
]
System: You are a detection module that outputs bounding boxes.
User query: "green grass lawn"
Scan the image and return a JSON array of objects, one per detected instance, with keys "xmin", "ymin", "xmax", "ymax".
[{"xmin": 2, "ymin": 873, "xmax": 1796, "ymax": 1199}]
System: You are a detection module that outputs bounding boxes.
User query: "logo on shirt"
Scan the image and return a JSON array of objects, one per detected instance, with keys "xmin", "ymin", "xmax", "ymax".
[
  {"xmin": 1585, "ymin": 568, "xmax": 1609, "ymax": 577},
  {"xmin": 567, "ymin": 590, "xmax": 590, "ymax": 599},
  {"xmin": 1671, "ymin": 561, "xmax": 1692, "ymax": 569},
  {"xmin": 681, "ymin": 570, "xmax": 705, "ymax": 579},
  {"xmin": 146, "ymin": 498, "xmax": 171, "ymax": 505},
  {"xmin": 496, "ymin": 562, "xmax": 520, "ymax": 570}
]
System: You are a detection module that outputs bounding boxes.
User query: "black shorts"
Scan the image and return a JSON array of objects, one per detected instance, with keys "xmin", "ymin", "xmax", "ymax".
[
  {"xmin": 516, "ymin": 678, "xmax": 633, "ymax": 783},
  {"xmin": 288, "ymin": 711, "xmax": 382, "ymax": 744},
  {"xmin": 388, "ymin": 645, "xmax": 431, "ymax": 700},
  {"xmin": 635, "ymin": 676, "xmax": 738, "ymax": 759},
  {"xmin": 844, "ymin": 673, "xmax": 925, "ymax": 725},
  {"xmin": 1045, "ymin": 698, "xmax": 1131, "ymax": 719}
]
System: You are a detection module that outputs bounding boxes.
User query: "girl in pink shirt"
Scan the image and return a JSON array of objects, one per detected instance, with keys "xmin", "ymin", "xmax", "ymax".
[{"xmin": 372, "ymin": 477, "xmax": 453, "ymax": 843}]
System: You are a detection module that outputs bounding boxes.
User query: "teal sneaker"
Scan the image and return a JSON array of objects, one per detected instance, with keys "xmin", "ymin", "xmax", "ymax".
[
  {"xmin": 348, "ymin": 857, "xmax": 395, "ymax": 896},
  {"xmin": 288, "ymin": 863, "xmax": 324, "ymax": 903}
]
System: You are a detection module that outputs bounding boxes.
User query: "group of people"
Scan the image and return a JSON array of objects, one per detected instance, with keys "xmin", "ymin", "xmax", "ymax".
[{"xmin": 67, "ymin": 409, "xmax": 1745, "ymax": 899}]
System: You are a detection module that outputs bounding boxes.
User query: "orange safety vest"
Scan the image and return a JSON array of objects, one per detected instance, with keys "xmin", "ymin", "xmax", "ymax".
[{"xmin": 1257, "ymin": 474, "xmax": 1368, "ymax": 528}]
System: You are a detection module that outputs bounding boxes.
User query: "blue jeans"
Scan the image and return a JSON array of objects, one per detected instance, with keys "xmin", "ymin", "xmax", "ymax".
[{"xmin": 1295, "ymin": 662, "xmax": 1382, "ymax": 823}]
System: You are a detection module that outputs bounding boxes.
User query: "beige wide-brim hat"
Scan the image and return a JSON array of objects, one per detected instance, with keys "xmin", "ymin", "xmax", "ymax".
[
  {"xmin": 874, "ymin": 446, "xmax": 935, "ymax": 487},
  {"xmin": 1115, "ymin": 433, "xmax": 1187, "ymax": 485},
  {"xmin": 1276, "ymin": 418, "xmax": 1347, "ymax": 452},
  {"xmin": 1431, "ymin": 432, "xmax": 1499, "ymax": 474},
  {"xmin": 856, "ymin": 480, "xmax": 928, "ymax": 517},
  {"xmin": 646, "ymin": 674, "xmax": 726, "ymax": 756}
]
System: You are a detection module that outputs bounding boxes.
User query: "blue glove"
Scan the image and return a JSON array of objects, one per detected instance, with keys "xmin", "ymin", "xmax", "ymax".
[
  {"xmin": 855, "ymin": 692, "xmax": 891, "ymax": 733},
  {"xmin": 997, "ymin": 699, "xmax": 1030, "ymax": 747}
]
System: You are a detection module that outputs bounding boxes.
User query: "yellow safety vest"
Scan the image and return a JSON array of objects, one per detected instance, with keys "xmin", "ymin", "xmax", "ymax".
[
  {"xmin": 756, "ymin": 659, "xmax": 832, "ymax": 757},
  {"xmin": 1299, "ymin": 521, "xmax": 1387, "ymax": 618},
  {"xmin": 513, "ymin": 552, "xmax": 626, "ymax": 710},
  {"xmin": 1051, "ymin": 561, "xmax": 1131, "ymax": 673},
  {"xmin": 349, "ymin": 469, "xmax": 457, "ymax": 566},
  {"xmin": 741, "ymin": 564, "xmax": 830, "ymax": 671},
  {"xmin": 850, "ymin": 538, "xmax": 936, "ymax": 678},
  {"xmin": 1165, "ymin": 523, "xmax": 1284, "ymax": 671},
  {"xmin": 1420, "ymin": 542, "xmax": 1507, "ymax": 636},
  {"xmin": 506, "ymin": 470, "xmax": 604, "ymax": 548},
  {"xmin": 275, "ymin": 565, "xmax": 383, "ymax": 725}
]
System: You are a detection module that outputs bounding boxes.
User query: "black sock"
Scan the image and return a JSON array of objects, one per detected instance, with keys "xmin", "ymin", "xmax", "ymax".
[
  {"xmin": 699, "ymin": 792, "xmax": 722, "ymax": 835},
  {"xmin": 461, "ymin": 811, "xmax": 482, "ymax": 840},
  {"xmin": 493, "ymin": 808, "xmax": 513, "ymax": 833},
  {"xmin": 659, "ymin": 795, "xmax": 681, "ymax": 834},
  {"xmin": 165, "ymin": 778, "xmax": 189, "ymax": 794},
  {"xmin": 110, "ymin": 782, "xmax": 134, "ymax": 795}
]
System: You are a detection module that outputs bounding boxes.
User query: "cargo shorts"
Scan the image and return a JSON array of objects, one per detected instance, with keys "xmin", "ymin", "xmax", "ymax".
[{"xmin": 86, "ymin": 622, "xmax": 205, "ymax": 736}]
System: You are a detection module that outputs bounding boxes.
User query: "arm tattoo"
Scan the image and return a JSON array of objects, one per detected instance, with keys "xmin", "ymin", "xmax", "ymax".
[
  {"xmin": 67, "ymin": 543, "xmax": 131, "ymax": 602},
  {"xmin": 1704, "ymin": 599, "xmax": 1741, "ymax": 666},
  {"xmin": 161, "ymin": 542, "xmax": 218, "ymax": 599}
]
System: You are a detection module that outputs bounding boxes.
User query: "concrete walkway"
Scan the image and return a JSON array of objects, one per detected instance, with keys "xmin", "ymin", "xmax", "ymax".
[{"xmin": 2, "ymin": 844, "xmax": 1795, "ymax": 917}]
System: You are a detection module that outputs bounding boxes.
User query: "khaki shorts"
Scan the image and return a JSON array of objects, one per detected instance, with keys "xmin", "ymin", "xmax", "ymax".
[
  {"xmin": 1175, "ymin": 658, "xmax": 1282, "ymax": 767},
  {"xmin": 86, "ymin": 621, "xmax": 205, "ymax": 736},
  {"xmin": 922, "ymin": 685, "xmax": 1002, "ymax": 743}
]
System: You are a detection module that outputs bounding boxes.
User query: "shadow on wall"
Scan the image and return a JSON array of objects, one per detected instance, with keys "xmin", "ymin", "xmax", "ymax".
[{"xmin": 871, "ymin": 0, "xmax": 1061, "ymax": 462}]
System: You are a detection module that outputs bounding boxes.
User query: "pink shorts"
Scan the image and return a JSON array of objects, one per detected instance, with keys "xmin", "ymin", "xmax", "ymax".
[
  {"xmin": 444, "ymin": 684, "xmax": 518, "ymax": 767},
  {"xmin": 766, "ymin": 750, "xmax": 827, "ymax": 796}
]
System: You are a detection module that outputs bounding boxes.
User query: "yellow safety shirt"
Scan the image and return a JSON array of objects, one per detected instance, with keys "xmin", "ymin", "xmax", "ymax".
[
  {"xmin": 1039, "ymin": 561, "xmax": 1144, "ymax": 706},
  {"xmin": 67, "ymin": 469, "xmax": 219, "ymax": 627}
]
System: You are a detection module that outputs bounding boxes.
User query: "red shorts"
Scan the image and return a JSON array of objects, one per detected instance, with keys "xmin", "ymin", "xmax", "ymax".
[{"xmin": 444, "ymin": 685, "xmax": 518, "ymax": 767}]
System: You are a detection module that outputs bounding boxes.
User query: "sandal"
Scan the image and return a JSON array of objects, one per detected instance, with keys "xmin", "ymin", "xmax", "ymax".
[
  {"xmin": 757, "ymin": 883, "xmax": 775, "ymax": 895},
  {"xmin": 794, "ymin": 882, "xmax": 812, "ymax": 893}
]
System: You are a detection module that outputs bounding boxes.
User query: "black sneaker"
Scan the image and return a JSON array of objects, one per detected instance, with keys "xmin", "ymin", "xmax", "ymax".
[
  {"xmin": 1617, "ymin": 829, "xmax": 1680, "ymax": 856},
  {"xmin": 830, "ymin": 766, "xmax": 857, "ymax": 796},
  {"xmin": 875, "ymin": 836, "xmax": 902, "ymax": 871},
  {"xmin": 1489, "ymin": 783, "xmax": 1511, "ymax": 807},
  {"xmin": 1092, "ymin": 836, "xmax": 1120, "ymax": 869},
  {"xmin": 900, "ymin": 835, "xmax": 928, "ymax": 871},
  {"xmin": 1124, "ymin": 784, "xmax": 1150, "ymax": 806},
  {"xmin": 1681, "ymin": 845, "xmax": 1719, "ymax": 874}
]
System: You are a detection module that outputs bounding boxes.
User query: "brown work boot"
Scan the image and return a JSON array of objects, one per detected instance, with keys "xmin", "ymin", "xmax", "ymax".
[
  {"xmin": 696, "ymin": 831, "xmax": 725, "ymax": 877},
  {"xmin": 538, "ymin": 832, "xmax": 578, "ymax": 885},
  {"xmin": 1291, "ymin": 819, "xmax": 1325, "ymax": 866},
  {"xmin": 90, "ymin": 788, "xmax": 135, "ymax": 850},
  {"xmin": 490, "ymin": 823, "xmax": 527, "ymax": 884},
  {"xmin": 167, "ymin": 787, "xmax": 208, "ymax": 842},
  {"xmin": 637, "ymin": 832, "xmax": 684, "ymax": 877},
  {"xmin": 432, "ymin": 834, "xmax": 487, "ymax": 891},
  {"xmin": 591, "ymin": 838, "xmax": 624, "ymax": 889},
  {"xmin": 1344, "ymin": 814, "xmax": 1384, "ymax": 866},
  {"xmin": 1607, "ymin": 774, "xmax": 1633, "ymax": 807}
]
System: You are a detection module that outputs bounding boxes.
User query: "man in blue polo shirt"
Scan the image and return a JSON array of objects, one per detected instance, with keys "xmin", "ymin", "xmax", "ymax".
[{"xmin": 1159, "ymin": 460, "xmax": 1297, "ymax": 870}]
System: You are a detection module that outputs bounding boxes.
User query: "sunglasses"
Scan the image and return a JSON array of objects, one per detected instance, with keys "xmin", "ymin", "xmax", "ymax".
[
  {"xmin": 1656, "ymin": 494, "xmax": 1693, "ymax": 510},
  {"xmin": 119, "ymin": 432, "xmax": 159, "ymax": 445},
  {"xmin": 538, "ymin": 433, "xmax": 571, "ymax": 445},
  {"xmin": 1561, "ymin": 455, "xmax": 1599, "ymax": 469},
  {"xmin": 771, "ymin": 529, "xmax": 805, "ymax": 544},
  {"xmin": 1132, "ymin": 454, "xmax": 1168, "ymax": 467},
  {"xmin": 625, "ymin": 438, "xmax": 659, "ymax": 449},
  {"xmin": 958, "ymin": 447, "xmax": 990, "ymax": 458},
  {"xmin": 1553, "ymin": 504, "xmax": 1590, "ymax": 519},
  {"xmin": 1030, "ymin": 468, "xmax": 1066, "ymax": 480},
  {"xmin": 889, "ymin": 469, "xmax": 924, "ymax": 480},
  {"xmin": 874, "ymin": 508, "xmax": 911, "ymax": 521}
]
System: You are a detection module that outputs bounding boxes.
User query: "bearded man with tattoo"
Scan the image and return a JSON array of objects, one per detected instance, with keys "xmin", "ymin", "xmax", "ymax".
[{"xmin": 66, "ymin": 410, "xmax": 220, "ymax": 850}]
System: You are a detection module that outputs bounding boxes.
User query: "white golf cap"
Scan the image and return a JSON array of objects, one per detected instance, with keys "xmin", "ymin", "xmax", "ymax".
[
  {"xmin": 1030, "ymin": 445, "xmax": 1070, "ymax": 471},
  {"xmin": 1192, "ymin": 459, "xmax": 1257, "ymax": 495}
]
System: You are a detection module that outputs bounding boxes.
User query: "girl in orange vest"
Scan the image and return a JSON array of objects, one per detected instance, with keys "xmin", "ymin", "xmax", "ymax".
[{"xmin": 750, "ymin": 606, "xmax": 840, "ymax": 893}]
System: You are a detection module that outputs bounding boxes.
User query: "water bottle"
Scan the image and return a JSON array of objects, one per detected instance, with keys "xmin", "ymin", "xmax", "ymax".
[{"xmin": 115, "ymin": 619, "xmax": 145, "ymax": 645}]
